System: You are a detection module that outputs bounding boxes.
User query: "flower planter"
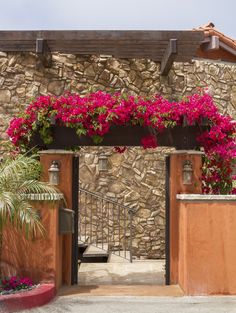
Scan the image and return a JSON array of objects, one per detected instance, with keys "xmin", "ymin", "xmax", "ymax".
[
  {"xmin": 30, "ymin": 125, "xmax": 150, "ymax": 149},
  {"xmin": 30, "ymin": 124, "xmax": 207, "ymax": 150},
  {"xmin": 8, "ymin": 91, "xmax": 236, "ymax": 194},
  {"xmin": 157, "ymin": 125, "xmax": 208, "ymax": 150},
  {"xmin": 0, "ymin": 283, "xmax": 55, "ymax": 312}
]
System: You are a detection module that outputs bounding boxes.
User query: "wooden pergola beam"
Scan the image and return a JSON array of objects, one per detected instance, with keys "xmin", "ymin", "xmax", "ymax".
[
  {"xmin": 36, "ymin": 38, "xmax": 52, "ymax": 68},
  {"xmin": 0, "ymin": 30, "xmax": 204, "ymax": 41},
  {"xmin": 201, "ymin": 35, "xmax": 219, "ymax": 51},
  {"xmin": 0, "ymin": 30, "xmax": 204, "ymax": 67},
  {"xmin": 161, "ymin": 39, "xmax": 178, "ymax": 75}
]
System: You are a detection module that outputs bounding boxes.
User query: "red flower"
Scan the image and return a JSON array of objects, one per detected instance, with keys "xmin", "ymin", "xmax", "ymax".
[
  {"xmin": 141, "ymin": 135, "xmax": 158, "ymax": 149},
  {"xmin": 114, "ymin": 146, "xmax": 127, "ymax": 153}
]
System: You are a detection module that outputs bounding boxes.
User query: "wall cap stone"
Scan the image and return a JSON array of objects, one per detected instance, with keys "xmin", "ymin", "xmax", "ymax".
[
  {"xmin": 177, "ymin": 194, "xmax": 236, "ymax": 201},
  {"xmin": 22, "ymin": 193, "xmax": 64, "ymax": 201},
  {"xmin": 168, "ymin": 150, "xmax": 204, "ymax": 155},
  {"xmin": 39, "ymin": 150, "xmax": 76, "ymax": 155}
]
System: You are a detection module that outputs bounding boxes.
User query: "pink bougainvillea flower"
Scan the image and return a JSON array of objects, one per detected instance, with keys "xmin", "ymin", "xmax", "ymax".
[
  {"xmin": 114, "ymin": 146, "xmax": 127, "ymax": 153},
  {"xmin": 141, "ymin": 134, "xmax": 158, "ymax": 149}
]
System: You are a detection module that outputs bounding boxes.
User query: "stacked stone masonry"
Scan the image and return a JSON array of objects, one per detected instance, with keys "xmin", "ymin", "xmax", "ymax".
[
  {"xmin": 0, "ymin": 52, "xmax": 235, "ymax": 258},
  {"xmin": 79, "ymin": 146, "xmax": 173, "ymax": 259}
]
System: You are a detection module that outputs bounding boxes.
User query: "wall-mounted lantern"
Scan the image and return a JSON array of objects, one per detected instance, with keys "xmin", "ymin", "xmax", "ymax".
[
  {"xmin": 48, "ymin": 161, "xmax": 60, "ymax": 185},
  {"xmin": 98, "ymin": 155, "xmax": 108, "ymax": 171},
  {"xmin": 182, "ymin": 160, "xmax": 193, "ymax": 185}
]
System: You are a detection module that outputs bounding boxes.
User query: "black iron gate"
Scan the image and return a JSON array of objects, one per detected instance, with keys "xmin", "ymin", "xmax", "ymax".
[
  {"xmin": 71, "ymin": 155, "xmax": 79, "ymax": 285},
  {"xmin": 165, "ymin": 155, "xmax": 170, "ymax": 285}
]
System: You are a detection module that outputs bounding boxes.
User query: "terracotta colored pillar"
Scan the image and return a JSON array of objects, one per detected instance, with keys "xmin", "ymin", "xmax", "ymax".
[
  {"xmin": 168, "ymin": 150, "xmax": 202, "ymax": 284},
  {"xmin": 178, "ymin": 198, "xmax": 236, "ymax": 295},
  {"xmin": 40, "ymin": 150, "xmax": 75, "ymax": 287}
]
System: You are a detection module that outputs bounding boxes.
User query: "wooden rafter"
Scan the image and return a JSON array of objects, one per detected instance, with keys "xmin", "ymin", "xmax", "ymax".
[
  {"xmin": 201, "ymin": 35, "xmax": 220, "ymax": 51},
  {"xmin": 35, "ymin": 38, "xmax": 52, "ymax": 68},
  {"xmin": 161, "ymin": 39, "xmax": 178, "ymax": 75}
]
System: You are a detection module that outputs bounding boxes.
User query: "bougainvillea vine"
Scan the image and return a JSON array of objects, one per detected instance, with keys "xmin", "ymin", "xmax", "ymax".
[{"xmin": 7, "ymin": 91, "xmax": 236, "ymax": 194}]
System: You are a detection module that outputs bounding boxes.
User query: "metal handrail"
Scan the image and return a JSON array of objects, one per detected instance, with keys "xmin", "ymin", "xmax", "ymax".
[
  {"xmin": 78, "ymin": 187, "xmax": 134, "ymax": 262},
  {"xmin": 79, "ymin": 187, "xmax": 135, "ymax": 213}
]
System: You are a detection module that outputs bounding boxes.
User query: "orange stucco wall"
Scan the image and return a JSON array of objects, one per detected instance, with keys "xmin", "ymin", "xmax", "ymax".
[
  {"xmin": 1, "ymin": 201, "xmax": 63, "ymax": 289},
  {"xmin": 178, "ymin": 200, "xmax": 236, "ymax": 295},
  {"xmin": 1, "ymin": 151, "xmax": 75, "ymax": 290},
  {"xmin": 40, "ymin": 151, "xmax": 74, "ymax": 286}
]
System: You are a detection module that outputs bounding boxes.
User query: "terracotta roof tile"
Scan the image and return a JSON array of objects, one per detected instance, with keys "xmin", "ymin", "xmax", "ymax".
[{"xmin": 194, "ymin": 22, "xmax": 236, "ymax": 51}]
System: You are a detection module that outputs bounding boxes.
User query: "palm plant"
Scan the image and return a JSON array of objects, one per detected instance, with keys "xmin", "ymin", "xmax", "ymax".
[{"xmin": 0, "ymin": 153, "xmax": 60, "ymax": 274}]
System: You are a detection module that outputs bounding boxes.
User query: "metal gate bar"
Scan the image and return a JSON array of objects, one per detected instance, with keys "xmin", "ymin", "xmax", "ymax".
[{"xmin": 78, "ymin": 187, "xmax": 134, "ymax": 262}]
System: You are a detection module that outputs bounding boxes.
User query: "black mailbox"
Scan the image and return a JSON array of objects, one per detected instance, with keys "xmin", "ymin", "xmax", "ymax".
[{"xmin": 59, "ymin": 208, "xmax": 75, "ymax": 234}]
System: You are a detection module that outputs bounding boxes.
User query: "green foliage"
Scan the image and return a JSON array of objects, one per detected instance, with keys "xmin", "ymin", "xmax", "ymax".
[
  {"xmin": 76, "ymin": 127, "xmax": 87, "ymax": 137},
  {"xmin": 92, "ymin": 135, "xmax": 104, "ymax": 144},
  {"xmin": 0, "ymin": 154, "xmax": 59, "ymax": 238}
]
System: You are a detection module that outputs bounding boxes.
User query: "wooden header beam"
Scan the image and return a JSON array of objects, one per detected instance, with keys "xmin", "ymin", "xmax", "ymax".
[
  {"xmin": 0, "ymin": 30, "xmax": 205, "ymax": 74},
  {"xmin": 0, "ymin": 30, "xmax": 204, "ymax": 41}
]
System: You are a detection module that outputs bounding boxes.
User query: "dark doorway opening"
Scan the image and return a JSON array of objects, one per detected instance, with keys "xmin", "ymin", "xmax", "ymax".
[{"xmin": 71, "ymin": 149, "xmax": 171, "ymax": 286}]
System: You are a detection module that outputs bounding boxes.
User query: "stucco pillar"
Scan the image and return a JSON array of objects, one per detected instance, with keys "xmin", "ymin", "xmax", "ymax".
[
  {"xmin": 177, "ymin": 195, "xmax": 236, "ymax": 295},
  {"xmin": 168, "ymin": 150, "xmax": 203, "ymax": 284},
  {"xmin": 1, "ymin": 198, "xmax": 63, "ymax": 289},
  {"xmin": 40, "ymin": 150, "xmax": 76, "ymax": 287}
]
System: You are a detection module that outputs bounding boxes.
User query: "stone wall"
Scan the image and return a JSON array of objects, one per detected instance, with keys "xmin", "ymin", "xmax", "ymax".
[
  {"xmin": 79, "ymin": 146, "xmax": 173, "ymax": 259},
  {"xmin": 0, "ymin": 51, "xmax": 235, "ymax": 258},
  {"xmin": 0, "ymin": 52, "xmax": 236, "ymax": 139}
]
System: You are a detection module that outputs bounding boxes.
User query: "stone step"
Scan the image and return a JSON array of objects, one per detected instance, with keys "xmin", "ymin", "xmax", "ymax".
[
  {"xmin": 77, "ymin": 261, "xmax": 165, "ymax": 286},
  {"xmin": 78, "ymin": 235, "xmax": 90, "ymax": 246},
  {"xmin": 108, "ymin": 251, "xmax": 131, "ymax": 263},
  {"xmin": 83, "ymin": 243, "xmax": 109, "ymax": 258}
]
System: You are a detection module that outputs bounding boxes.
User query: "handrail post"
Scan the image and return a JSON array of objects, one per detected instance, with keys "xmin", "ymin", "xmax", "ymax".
[{"xmin": 129, "ymin": 208, "xmax": 133, "ymax": 263}]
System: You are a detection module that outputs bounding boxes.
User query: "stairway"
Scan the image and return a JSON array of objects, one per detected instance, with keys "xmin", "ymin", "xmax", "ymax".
[
  {"xmin": 78, "ymin": 238, "xmax": 131, "ymax": 265},
  {"xmin": 77, "ymin": 238, "xmax": 165, "ymax": 286},
  {"xmin": 82, "ymin": 244, "xmax": 109, "ymax": 263},
  {"xmin": 78, "ymin": 187, "xmax": 134, "ymax": 265}
]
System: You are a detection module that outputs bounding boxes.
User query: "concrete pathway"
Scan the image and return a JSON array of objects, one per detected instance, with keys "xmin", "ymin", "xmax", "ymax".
[
  {"xmin": 58, "ymin": 284, "xmax": 183, "ymax": 297},
  {"xmin": 20, "ymin": 295, "xmax": 236, "ymax": 313}
]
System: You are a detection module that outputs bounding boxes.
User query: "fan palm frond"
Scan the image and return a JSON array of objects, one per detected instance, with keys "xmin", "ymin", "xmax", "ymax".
[
  {"xmin": 0, "ymin": 154, "xmax": 40, "ymax": 184},
  {"xmin": 19, "ymin": 180, "xmax": 60, "ymax": 196},
  {"xmin": 0, "ymin": 191, "xmax": 19, "ymax": 223},
  {"xmin": 0, "ymin": 153, "xmax": 60, "ymax": 237},
  {"xmin": 12, "ymin": 199, "xmax": 45, "ymax": 238}
]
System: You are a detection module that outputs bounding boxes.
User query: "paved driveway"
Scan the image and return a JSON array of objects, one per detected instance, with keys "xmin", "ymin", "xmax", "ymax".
[{"xmin": 20, "ymin": 296, "xmax": 236, "ymax": 313}]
